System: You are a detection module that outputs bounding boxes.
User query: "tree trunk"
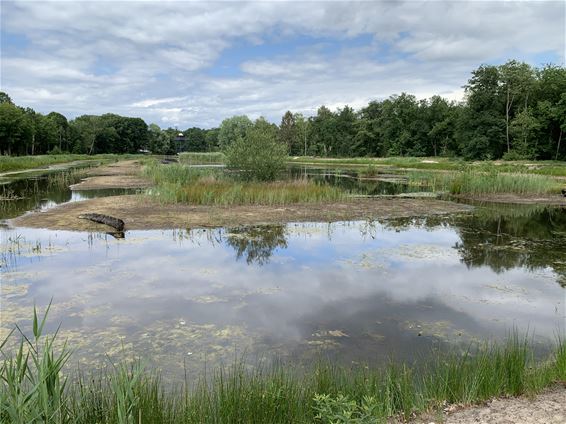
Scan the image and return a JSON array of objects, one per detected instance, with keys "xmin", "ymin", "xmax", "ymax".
[
  {"xmin": 506, "ymin": 86, "xmax": 511, "ymax": 153},
  {"xmin": 556, "ymin": 129, "xmax": 563, "ymax": 161},
  {"xmin": 31, "ymin": 133, "xmax": 35, "ymax": 155}
]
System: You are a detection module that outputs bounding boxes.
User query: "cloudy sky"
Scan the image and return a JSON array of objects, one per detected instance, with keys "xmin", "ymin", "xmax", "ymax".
[{"xmin": 1, "ymin": 1, "xmax": 564, "ymax": 129}]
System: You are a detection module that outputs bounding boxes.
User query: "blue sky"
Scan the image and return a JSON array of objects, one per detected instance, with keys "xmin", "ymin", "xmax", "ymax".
[{"xmin": 1, "ymin": 1, "xmax": 564, "ymax": 128}]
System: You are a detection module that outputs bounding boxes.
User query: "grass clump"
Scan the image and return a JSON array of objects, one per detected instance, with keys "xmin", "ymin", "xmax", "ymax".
[
  {"xmin": 2, "ymin": 309, "xmax": 566, "ymax": 423},
  {"xmin": 450, "ymin": 171, "xmax": 561, "ymax": 195},
  {"xmin": 143, "ymin": 162, "xmax": 345, "ymax": 206}
]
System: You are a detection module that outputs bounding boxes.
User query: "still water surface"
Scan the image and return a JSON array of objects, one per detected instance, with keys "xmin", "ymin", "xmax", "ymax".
[{"xmin": 1, "ymin": 168, "xmax": 565, "ymax": 381}]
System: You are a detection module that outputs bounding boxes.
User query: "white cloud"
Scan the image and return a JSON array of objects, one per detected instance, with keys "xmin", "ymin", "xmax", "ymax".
[{"xmin": 1, "ymin": 1, "xmax": 564, "ymax": 128}]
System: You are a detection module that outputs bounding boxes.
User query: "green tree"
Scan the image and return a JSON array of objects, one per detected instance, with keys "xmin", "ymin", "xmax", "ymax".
[
  {"xmin": 0, "ymin": 102, "xmax": 27, "ymax": 155},
  {"xmin": 218, "ymin": 115, "xmax": 253, "ymax": 149},
  {"xmin": 205, "ymin": 128, "xmax": 220, "ymax": 151},
  {"xmin": 184, "ymin": 127, "xmax": 207, "ymax": 152},
  {"xmin": 279, "ymin": 111, "xmax": 298, "ymax": 154},
  {"xmin": 0, "ymin": 92, "xmax": 13, "ymax": 105},
  {"xmin": 294, "ymin": 113, "xmax": 310, "ymax": 156},
  {"xmin": 499, "ymin": 60, "xmax": 536, "ymax": 153},
  {"xmin": 46, "ymin": 112, "xmax": 69, "ymax": 152},
  {"xmin": 509, "ymin": 108, "xmax": 540, "ymax": 159},
  {"xmin": 225, "ymin": 117, "xmax": 286, "ymax": 181}
]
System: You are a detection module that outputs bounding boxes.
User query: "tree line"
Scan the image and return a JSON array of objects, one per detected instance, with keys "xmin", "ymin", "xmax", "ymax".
[{"xmin": 1, "ymin": 60, "xmax": 564, "ymax": 160}]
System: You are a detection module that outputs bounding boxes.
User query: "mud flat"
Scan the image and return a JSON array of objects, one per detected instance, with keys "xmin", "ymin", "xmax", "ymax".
[
  {"xmin": 10, "ymin": 195, "xmax": 473, "ymax": 231},
  {"xmin": 455, "ymin": 193, "xmax": 566, "ymax": 205}
]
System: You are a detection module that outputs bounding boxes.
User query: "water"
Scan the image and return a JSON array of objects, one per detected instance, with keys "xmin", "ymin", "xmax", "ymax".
[
  {"xmin": 289, "ymin": 166, "xmax": 415, "ymax": 195},
  {"xmin": 1, "ymin": 167, "xmax": 565, "ymax": 382},
  {"xmin": 0, "ymin": 170, "xmax": 139, "ymax": 219}
]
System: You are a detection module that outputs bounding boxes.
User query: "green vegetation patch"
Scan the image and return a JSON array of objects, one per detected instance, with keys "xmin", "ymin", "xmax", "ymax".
[
  {"xmin": 408, "ymin": 169, "xmax": 562, "ymax": 195},
  {"xmin": 143, "ymin": 162, "xmax": 345, "ymax": 205}
]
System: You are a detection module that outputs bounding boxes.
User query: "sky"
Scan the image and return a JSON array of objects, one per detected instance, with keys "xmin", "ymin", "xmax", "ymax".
[{"xmin": 1, "ymin": 1, "xmax": 564, "ymax": 129}]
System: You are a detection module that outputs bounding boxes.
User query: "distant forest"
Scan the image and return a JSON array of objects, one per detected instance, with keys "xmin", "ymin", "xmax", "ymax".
[{"xmin": 0, "ymin": 60, "xmax": 564, "ymax": 160}]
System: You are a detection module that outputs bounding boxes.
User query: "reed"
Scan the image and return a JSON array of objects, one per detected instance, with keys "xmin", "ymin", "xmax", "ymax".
[{"xmin": 407, "ymin": 170, "xmax": 561, "ymax": 195}]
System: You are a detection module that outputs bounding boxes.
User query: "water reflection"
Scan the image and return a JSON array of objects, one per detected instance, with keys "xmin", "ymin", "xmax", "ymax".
[
  {"xmin": 225, "ymin": 225, "xmax": 288, "ymax": 265},
  {"xmin": 0, "ymin": 171, "xmax": 137, "ymax": 220},
  {"xmin": 1, "ymin": 207, "xmax": 564, "ymax": 380},
  {"xmin": 288, "ymin": 166, "xmax": 415, "ymax": 195}
]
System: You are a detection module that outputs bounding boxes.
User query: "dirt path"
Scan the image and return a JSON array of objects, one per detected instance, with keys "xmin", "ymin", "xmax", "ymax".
[
  {"xmin": 10, "ymin": 195, "xmax": 472, "ymax": 231},
  {"xmin": 69, "ymin": 175, "xmax": 150, "ymax": 190},
  {"xmin": 70, "ymin": 159, "xmax": 151, "ymax": 190},
  {"xmin": 411, "ymin": 386, "xmax": 566, "ymax": 424}
]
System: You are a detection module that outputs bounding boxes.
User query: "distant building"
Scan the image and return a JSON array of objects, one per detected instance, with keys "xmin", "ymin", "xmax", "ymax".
[{"xmin": 174, "ymin": 132, "xmax": 186, "ymax": 153}]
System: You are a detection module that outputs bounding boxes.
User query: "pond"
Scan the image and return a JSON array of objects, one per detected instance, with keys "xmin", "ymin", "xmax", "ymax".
[{"xmin": 1, "ymin": 167, "xmax": 565, "ymax": 382}]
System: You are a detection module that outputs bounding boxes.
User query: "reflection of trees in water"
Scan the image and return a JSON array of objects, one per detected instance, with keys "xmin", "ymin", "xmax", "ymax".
[
  {"xmin": 225, "ymin": 225, "xmax": 288, "ymax": 265},
  {"xmin": 382, "ymin": 205, "xmax": 566, "ymax": 288},
  {"xmin": 453, "ymin": 206, "xmax": 566, "ymax": 287},
  {"xmin": 0, "ymin": 173, "xmax": 79, "ymax": 219}
]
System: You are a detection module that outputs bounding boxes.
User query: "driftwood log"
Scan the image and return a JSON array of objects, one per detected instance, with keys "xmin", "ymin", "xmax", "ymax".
[
  {"xmin": 78, "ymin": 213, "xmax": 125, "ymax": 232},
  {"xmin": 161, "ymin": 157, "xmax": 178, "ymax": 164}
]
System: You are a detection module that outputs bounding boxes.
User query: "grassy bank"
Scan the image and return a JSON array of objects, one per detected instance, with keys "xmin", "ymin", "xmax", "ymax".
[
  {"xmin": 143, "ymin": 162, "xmax": 345, "ymax": 205},
  {"xmin": 1, "ymin": 309, "xmax": 565, "ymax": 423},
  {"xmin": 0, "ymin": 154, "xmax": 141, "ymax": 173},
  {"xmin": 289, "ymin": 156, "xmax": 566, "ymax": 176}
]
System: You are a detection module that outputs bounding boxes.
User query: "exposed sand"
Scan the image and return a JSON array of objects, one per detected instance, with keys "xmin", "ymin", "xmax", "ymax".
[
  {"xmin": 69, "ymin": 175, "xmax": 150, "ymax": 190},
  {"xmin": 10, "ymin": 195, "xmax": 473, "ymax": 231},
  {"xmin": 85, "ymin": 159, "xmax": 141, "ymax": 177},
  {"xmin": 409, "ymin": 385, "xmax": 566, "ymax": 424}
]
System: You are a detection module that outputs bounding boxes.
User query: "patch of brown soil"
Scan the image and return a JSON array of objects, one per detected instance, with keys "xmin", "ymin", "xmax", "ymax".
[
  {"xmin": 435, "ymin": 386, "xmax": 565, "ymax": 424},
  {"xmin": 86, "ymin": 160, "xmax": 141, "ymax": 176},
  {"xmin": 456, "ymin": 193, "xmax": 566, "ymax": 205},
  {"xmin": 10, "ymin": 195, "xmax": 472, "ymax": 231},
  {"xmin": 70, "ymin": 175, "xmax": 150, "ymax": 190}
]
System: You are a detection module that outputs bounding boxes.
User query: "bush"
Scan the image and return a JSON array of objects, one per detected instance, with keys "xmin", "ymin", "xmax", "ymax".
[
  {"xmin": 225, "ymin": 118, "xmax": 287, "ymax": 181},
  {"xmin": 502, "ymin": 150, "xmax": 530, "ymax": 161}
]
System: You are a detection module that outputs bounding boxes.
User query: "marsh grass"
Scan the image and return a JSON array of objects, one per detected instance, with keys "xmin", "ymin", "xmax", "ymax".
[
  {"xmin": 408, "ymin": 169, "xmax": 561, "ymax": 195},
  {"xmin": 46, "ymin": 168, "xmax": 91, "ymax": 189},
  {"xmin": 143, "ymin": 162, "xmax": 345, "ymax": 205},
  {"xmin": 2, "ymin": 310, "xmax": 566, "ymax": 424}
]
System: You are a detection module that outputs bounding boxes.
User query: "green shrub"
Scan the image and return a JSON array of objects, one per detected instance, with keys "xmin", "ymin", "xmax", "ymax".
[{"xmin": 225, "ymin": 118, "xmax": 287, "ymax": 181}]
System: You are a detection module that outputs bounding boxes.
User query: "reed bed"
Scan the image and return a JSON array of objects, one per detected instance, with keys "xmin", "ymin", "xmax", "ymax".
[
  {"xmin": 408, "ymin": 170, "xmax": 561, "ymax": 195},
  {"xmin": 1, "ymin": 309, "xmax": 565, "ymax": 423},
  {"xmin": 143, "ymin": 162, "xmax": 345, "ymax": 205}
]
